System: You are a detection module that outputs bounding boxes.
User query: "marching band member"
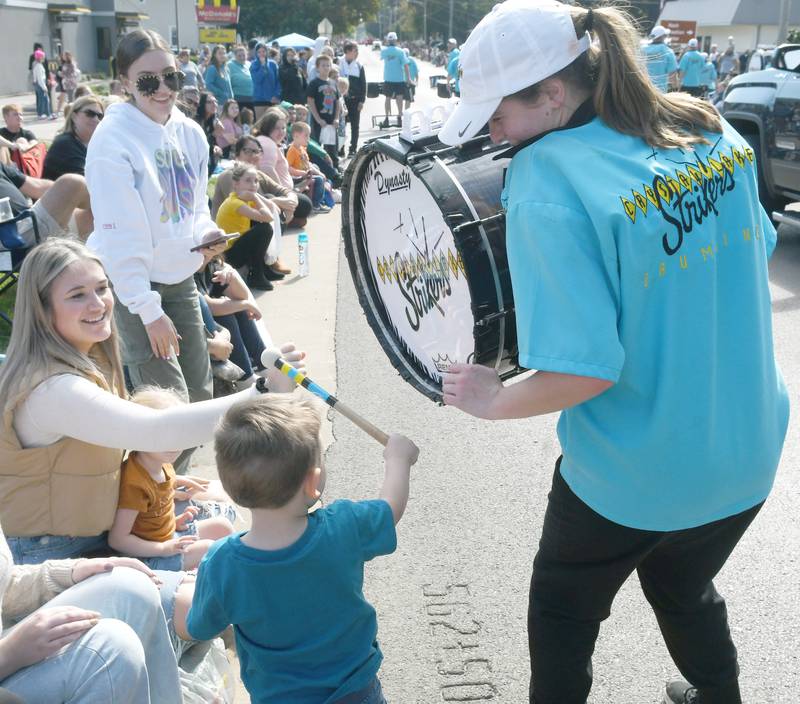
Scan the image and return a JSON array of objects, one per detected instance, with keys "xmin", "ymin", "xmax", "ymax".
[{"xmin": 440, "ymin": 2, "xmax": 788, "ymax": 703}]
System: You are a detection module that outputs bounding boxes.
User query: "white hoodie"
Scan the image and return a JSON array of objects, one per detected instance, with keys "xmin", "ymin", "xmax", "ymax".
[{"xmin": 86, "ymin": 102, "xmax": 216, "ymax": 325}]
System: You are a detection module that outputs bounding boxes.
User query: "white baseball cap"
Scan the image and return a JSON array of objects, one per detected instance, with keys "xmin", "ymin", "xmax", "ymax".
[
  {"xmin": 439, "ymin": 0, "xmax": 590, "ymax": 146},
  {"xmin": 649, "ymin": 25, "xmax": 670, "ymax": 39},
  {"xmin": 386, "ymin": 31, "xmax": 398, "ymax": 41},
  {"xmin": 688, "ymin": 38, "xmax": 698, "ymax": 48}
]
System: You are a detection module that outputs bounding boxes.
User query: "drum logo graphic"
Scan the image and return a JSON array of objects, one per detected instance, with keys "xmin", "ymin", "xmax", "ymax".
[{"xmin": 359, "ymin": 153, "xmax": 475, "ymax": 383}]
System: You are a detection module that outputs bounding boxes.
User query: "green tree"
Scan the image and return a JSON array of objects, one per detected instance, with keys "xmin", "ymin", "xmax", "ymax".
[{"xmin": 238, "ymin": 0, "xmax": 380, "ymax": 39}]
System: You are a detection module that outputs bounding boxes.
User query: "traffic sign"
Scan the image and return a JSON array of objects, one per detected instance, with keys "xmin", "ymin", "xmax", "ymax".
[{"xmin": 317, "ymin": 17, "xmax": 333, "ymax": 36}]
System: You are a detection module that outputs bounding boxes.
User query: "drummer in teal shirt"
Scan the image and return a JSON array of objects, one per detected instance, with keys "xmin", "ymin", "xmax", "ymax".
[
  {"xmin": 679, "ymin": 38, "xmax": 707, "ymax": 96},
  {"xmin": 642, "ymin": 25, "xmax": 678, "ymax": 92},
  {"xmin": 439, "ymin": 2, "xmax": 788, "ymax": 703}
]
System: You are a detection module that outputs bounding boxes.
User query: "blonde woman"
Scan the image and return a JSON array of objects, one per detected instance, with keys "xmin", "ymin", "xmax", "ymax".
[
  {"xmin": 440, "ymin": 2, "xmax": 787, "ymax": 703},
  {"xmin": 42, "ymin": 95, "xmax": 104, "ymax": 181},
  {"xmin": 0, "ymin": 239, "xmax": 302, "ymax": 565}
]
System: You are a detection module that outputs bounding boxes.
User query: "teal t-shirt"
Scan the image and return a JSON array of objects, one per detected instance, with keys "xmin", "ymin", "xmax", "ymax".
[
  {"xmin": 679, "ymin": 49, "xmax": 706, "ymax": 87},
  {"xmin": 501, "ymin": 116, "xmax": 789, "ymax": 531},
  {"xmin": 186, "ymin": 499, "xmax": 397, "ymax": 703},
  {"xmin": 407, "ymin": 56, "xmax": 419, "ymax": 81},
  {"xmin": 702, "ymin": 60, "xmax": 718, "ymax": 89},
  {"xmin": 642, "ymin": 43, "xmax": 677, "ymax": 92},
  {"xmin": 381, "ymin": 45, "xmax": 408, "ymax": 82}
]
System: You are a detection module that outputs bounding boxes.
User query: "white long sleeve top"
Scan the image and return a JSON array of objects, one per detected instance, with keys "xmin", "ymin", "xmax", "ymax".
[
  {"xmin": 32, "ymin": 62, "xmax": 47, "ymax": 91},
  {"xmin": 85, "ymin": 102, "xmax": 218, "ymax": 325},
  {"xmin": 13, "ymin": 374, "xmax": 258, "ymax": 451}
]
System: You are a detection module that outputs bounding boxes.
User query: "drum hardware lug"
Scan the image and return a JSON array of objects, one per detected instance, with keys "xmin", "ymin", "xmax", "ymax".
[
  {"xmin": 407, "ymin": 147, "xmax": 456, "ymax": 165},
  {"xmin": 452, "ymin": 211, "xmax": 506, "ymax": 233},
  {"xmin": 475, "ymin": 310, "xmax": 513, "ymax": 327}
]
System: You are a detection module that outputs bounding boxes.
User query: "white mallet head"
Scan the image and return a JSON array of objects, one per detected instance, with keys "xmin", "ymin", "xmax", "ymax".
[{"xmin": 260, "ymin": 348, "xmax": 282, "ymax": 369}]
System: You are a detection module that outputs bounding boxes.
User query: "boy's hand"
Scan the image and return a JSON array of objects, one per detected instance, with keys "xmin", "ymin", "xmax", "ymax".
[
  {"xmin": 162, "ymin": 535, "xmax": 199, "ymax": 555},
  {"xmin": 383, "ymin": 434, "xmax": 419, "ymax": 466},
  {"xmin": 173, "ymin": 475, "xmax": 211, "ymax": 501},
  {"xmin": 175, "ymin": 506, "xmax": 200, "ymax": 531}
]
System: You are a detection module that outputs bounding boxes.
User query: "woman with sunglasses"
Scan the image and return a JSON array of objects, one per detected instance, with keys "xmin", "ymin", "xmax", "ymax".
[
  {"xmin": 85, "ymin": 29, "xmax": 232, "ymax": 473},
  {"xmin": 42, "ymin": 95, "xmax": 104, "ymax": 181}
]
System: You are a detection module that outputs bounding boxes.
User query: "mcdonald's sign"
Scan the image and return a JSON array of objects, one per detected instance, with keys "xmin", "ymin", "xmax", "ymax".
[{"xmin": 196, "ymin": 0, "xmax": 239, "ymax": 24}]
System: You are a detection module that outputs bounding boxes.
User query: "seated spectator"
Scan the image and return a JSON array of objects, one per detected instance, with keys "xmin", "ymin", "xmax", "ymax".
[
  {"xmin": 198, "ymin": 293, "xmax": 244, "ymax": 386},
  {"xmin": 253, "ymin": 108, "xmax": 298, "ymax": 191},
  {"xmin": 287, "ymin": 121, "xmax": 334, "ymax": 212},
  {"xmin": 0, "ymin": 104, "xmax": 38, "ymax": 165},
  {"xmin": 0, "ymin": 530, "xmax": 184, "ymax": 703},
  {"xmin": 217, "ymin": 99, "xmax": 243, "ymax": 158},
  {"xmin": 196, "ymin": 257, "xmax": 268, "ymax": 386},
  {"xmin": 195, "ymin": 91, "xmax": 224, "ymax": 177},
  {"xmin": 109, "ymin": 79, "xmax": 125, "ymax": 97},
  {"xmin": 0, "ymin": 238, "xmax": 304, "ymax": 568},
  {"xmin": 73, "ymin": 85, "xmax": 93, "ymax": 99},
  {"xmin": 0, "ymin": 160, "xmax": 92, "ymax": 244},
  {"xmin": 292, "ymin": 103, "xmax": 341, "ymax": 184},
  {"xmin": 177, "ymin": 85, "xmax": 200, "ymax": 117},
  {"xmin": 211, "ymin": 134, "xmax": 310, "ymax": 236},
  {"xmin": 109, "ymin": 387, "xmax": 234, "ymax": 571},
  {"xmin": 42, "ymin": 95, "xmax": 104, "ymax": 180},
  {"xmin": 240, "ymin": 106, "xmax": 254, "ymax": 135},
  {"xmin": 215, "ymin": 162, "xmax": 275, "ymax": 290}
]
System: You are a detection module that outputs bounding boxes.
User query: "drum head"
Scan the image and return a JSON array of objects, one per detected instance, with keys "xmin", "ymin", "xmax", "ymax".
[{"xmin": 342, "ymin": 145, "xmax": 477, "ymax": 401}]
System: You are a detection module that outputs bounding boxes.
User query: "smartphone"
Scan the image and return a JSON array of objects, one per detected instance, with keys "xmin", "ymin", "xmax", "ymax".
[{"xmin": 190, "ymin": 232, "xmax": 241, "ymax": 252}]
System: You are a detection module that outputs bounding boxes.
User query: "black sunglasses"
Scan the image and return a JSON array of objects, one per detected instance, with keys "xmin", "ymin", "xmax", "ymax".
[
  {"xmin": 81, "ymin": 109, "xmax": 104, "ymax": 120},
  {"xmin": 135, "ymin": 70, "xmax": 185, "ymax": 97}
]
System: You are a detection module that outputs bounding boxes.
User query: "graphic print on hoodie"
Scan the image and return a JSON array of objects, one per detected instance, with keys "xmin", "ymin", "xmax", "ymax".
[{"xmin": 155, "ymin": 145, "xmax": 197, "ymax": 224}]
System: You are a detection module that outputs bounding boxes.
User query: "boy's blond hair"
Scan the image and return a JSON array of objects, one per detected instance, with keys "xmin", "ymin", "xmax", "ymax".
[
  {"xmin": 290, "ymin": 121, "xmax": 310, "ymax": 137},
  {"xmin": 2, "ymin": 104, "xmax": 21, "ymax": 118},
  {"xmin": 215, "ymin": 395, "xmax": 322, "ymax": 509},
  {"xmin": 130, "ymin": 385, "xmax": 185, "ymax": 410}
]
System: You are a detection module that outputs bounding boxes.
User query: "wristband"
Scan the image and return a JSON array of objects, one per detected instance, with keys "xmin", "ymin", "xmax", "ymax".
[{"xmin": 256, "ymin": 377, "xmax": 270, "ymax": 394}]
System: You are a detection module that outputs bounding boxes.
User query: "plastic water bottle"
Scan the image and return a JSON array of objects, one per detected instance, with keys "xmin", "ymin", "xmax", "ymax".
[{"xmin": 298, "ymin": 232, "xmax": 309, "ymax": 277}]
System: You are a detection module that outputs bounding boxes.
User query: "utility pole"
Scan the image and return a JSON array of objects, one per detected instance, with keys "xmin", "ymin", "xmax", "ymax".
[
  {"xmin": 777, "ymin": 0, "xmax": 792, "ymax": 44},
  {"xmin": 448, "ymin": 0, "xmax": 454, "ymax": 40},
  {"xmin": 174, "ymin": 0, "xmax": 181, "ymax": 49}
]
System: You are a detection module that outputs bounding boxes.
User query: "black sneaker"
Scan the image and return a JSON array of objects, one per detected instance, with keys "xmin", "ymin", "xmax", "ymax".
[
  {"xmin": 262, "ymin": 264, "xmax": 285, "ymax": 281},
  {"xmin": 247, "ymin": 272, "xmax": 274, "ymax": 291},
  {"xmin": 664, "ymin": 681, "xmax": 699, "ymax": 704}
]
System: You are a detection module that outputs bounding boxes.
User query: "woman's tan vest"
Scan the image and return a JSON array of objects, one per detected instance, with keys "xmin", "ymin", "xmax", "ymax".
[{"xmin": 0, "ymin": 357, "xmax": 124, "ymax": 537}]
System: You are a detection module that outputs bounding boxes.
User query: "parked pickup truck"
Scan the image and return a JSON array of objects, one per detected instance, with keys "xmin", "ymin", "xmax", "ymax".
[{"xmin": 722, "ymin": 44, "xmax": 800, "ymax": 213}]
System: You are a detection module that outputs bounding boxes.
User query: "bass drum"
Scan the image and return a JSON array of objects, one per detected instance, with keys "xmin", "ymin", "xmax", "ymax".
[{"xmin": 341, "ymin": 133, "xmax": 519, "ymax": 402}]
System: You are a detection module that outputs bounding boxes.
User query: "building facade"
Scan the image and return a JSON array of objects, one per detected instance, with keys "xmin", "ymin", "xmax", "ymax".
[
  {"xmin": 657, "ymin": 0, "xmax": 800, "ymax": 53},
  {"xmin": 0, "ymin": 0, "xmax": 200, "ymax": 95}
]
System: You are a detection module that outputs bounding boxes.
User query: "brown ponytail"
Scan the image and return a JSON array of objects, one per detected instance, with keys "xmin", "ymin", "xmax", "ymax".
[{"xmin": 514, "ymin": 5, "xmax": 722, "ymax": 150}]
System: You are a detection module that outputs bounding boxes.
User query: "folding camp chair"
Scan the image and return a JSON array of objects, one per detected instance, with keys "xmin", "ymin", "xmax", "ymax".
[{"xmin": 0, "ymin": 209, "xmax": 40, "ymax": 327}]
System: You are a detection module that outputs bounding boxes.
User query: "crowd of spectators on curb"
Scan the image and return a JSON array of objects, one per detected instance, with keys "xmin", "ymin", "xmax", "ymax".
[{"xmin": 0, "ymin": 28, "xmax": 426, "ymax": 704}]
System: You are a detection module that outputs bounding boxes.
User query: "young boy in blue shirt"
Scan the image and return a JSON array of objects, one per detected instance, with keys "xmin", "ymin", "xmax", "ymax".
[{"xmin": 186, "ymin": 395, "xmax": 419, "ymax": 704}]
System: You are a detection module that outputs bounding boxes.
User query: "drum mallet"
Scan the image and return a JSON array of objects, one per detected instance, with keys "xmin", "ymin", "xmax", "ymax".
[{"xmin": 260, "ymin": 349, "xmax": 390, "ymax": 447}]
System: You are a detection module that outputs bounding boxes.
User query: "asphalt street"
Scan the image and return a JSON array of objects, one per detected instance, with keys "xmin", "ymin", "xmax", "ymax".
[{"xmin": 326, "ymin": 48, "xmax": 800, "ymax": 703}]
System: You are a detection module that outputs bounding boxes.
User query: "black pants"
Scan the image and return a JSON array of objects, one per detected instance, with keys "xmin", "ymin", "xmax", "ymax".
[
  {"xmin": 344, "ymin": 96, "xmax": 362, "ymax": 153},
  {"xmin": 225, "ymin": 221, "xmax": 271, "ymax": 273},
  {"xmin": 529, "ymin": 459, "xmax": 762, "ymax": 704}
]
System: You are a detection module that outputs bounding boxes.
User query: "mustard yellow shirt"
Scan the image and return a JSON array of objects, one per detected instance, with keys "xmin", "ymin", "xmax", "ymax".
[{"xmin": 216, "ymin": 192, "xmax": 256, "ymax": 235}]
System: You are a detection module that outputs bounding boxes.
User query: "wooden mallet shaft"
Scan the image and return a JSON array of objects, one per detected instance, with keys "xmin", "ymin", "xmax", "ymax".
[{"xmin": 261, "ymin": 350, "xmax": 390, "ymax": 446}]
